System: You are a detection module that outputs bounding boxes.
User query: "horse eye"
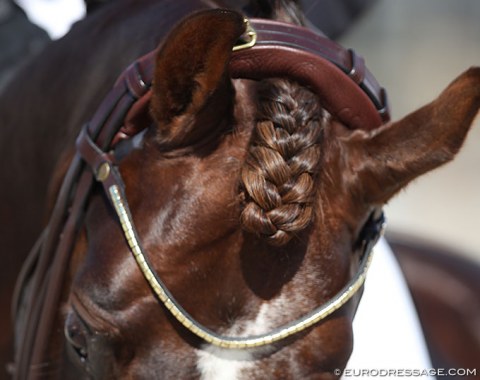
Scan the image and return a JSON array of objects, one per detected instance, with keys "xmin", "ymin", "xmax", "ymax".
[{"xmin": 64, "ymin": 311, "xmax": 89, "ymax": 364}]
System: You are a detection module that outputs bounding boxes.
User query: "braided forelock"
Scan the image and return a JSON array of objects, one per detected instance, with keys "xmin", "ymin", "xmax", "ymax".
[{"xmin": 240, "ymin": 79, "xmax": 327, "ymax": 246}]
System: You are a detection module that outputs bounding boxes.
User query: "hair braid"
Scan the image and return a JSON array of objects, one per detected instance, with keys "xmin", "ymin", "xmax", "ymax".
[{"xmin": 240, "ymin": 79, "xmax": 327, "ymax": 246}]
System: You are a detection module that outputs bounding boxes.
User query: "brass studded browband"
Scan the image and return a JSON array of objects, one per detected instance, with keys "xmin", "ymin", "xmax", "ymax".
[{"xmin": 80, "ymin": 124, "xmax": 386, "ymax": 348}]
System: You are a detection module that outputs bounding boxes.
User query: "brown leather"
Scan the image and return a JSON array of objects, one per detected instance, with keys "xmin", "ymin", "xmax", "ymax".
[
  {"xmin": 13, "ymin": 11, "xmax": 390, "ymax": 380},
  {"xmin": 231, "ymin": 46, "xmax": 383, "ymax": 129},
  {"xmin": 14, "ymin": 153, "xmax": 85, "ymax": 379},
  {"xmin": 13, "ymin": 59, "xmax": 139, "ymax": 380},
  {"xmin": 113, "ymin": 18, "xmax": 390, "ymax": 136},
  {"xmin": 231, "ymin": 19, "xmax": 389, "ymax": 128}
]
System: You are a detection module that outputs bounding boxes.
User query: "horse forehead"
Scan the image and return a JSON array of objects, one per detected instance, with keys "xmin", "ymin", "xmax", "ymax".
[
  {"xmin": 116, "ymin": 126, "xmax": 252, "ymax": 228},
  {"xmin": 79, "ymin": 144, "xmax": 249, "ymax": 296},
  {"xmin": 120, "ymin": 153, "xmax": 242, "ymax": 230}
]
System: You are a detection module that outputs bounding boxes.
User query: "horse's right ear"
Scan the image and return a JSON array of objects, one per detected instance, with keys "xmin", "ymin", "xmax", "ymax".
[{"xmin": 149, "ymin": 9, "xmax": 245, "ymax": 149}]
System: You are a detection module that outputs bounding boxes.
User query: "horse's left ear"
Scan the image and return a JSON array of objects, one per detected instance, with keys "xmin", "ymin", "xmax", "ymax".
[
  {"xmin": 342, "ymin": 67, "xmax": 480, "ymax": 204},
  {"xmin": 149, "ymin": 9, "xmax": 245, "ymax": 149}
]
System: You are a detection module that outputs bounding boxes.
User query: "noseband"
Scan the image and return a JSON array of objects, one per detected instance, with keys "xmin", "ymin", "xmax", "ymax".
[{"xmin": 13, "ymin": 16, "xmax": 389, "ymax": 377}]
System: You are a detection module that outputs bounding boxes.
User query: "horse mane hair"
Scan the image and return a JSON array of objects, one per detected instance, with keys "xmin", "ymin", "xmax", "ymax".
[
  {"xmin": 240, "ymin": 79, "xmax": 327, "ymax": 246},
  {"xmin": 245, "ymin": 0, "xmax": 306, "ymax": 25}
]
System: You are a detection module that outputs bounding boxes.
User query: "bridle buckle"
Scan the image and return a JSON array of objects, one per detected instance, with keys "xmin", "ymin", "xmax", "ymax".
[{"xmin": 232, "ymin": 18, "xmax": 257, "ymax": 52}]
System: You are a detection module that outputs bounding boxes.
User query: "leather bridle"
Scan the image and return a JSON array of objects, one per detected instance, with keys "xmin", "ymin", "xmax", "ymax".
[
  {"xmin": 13, "ymin": 16, "xmax": 389, "ymax": 378},
  {"xmin": 77, "ymin": 17, "xmax": 388, "ymax": 349}
]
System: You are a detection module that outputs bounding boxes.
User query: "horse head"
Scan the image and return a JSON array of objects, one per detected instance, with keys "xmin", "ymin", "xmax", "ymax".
[{"xmin": 10, "ymin": 2, "xmax": 480, "ymax": 379}]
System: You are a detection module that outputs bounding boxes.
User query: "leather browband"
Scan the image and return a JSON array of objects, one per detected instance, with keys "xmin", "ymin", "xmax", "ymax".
[
  {"xmin": 116, "ymin": 18, "xmax": 390, "ymax": 136},
  {"xmin": 232, "ymin": 19, "xmax": 389, "ymax": 129},
  {"xmin": 13, "ymin": 16, "xmax": 389, "ymax": 378}
]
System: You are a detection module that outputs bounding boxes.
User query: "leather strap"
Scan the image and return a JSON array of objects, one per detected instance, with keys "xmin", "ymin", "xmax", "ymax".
[
  {"xmin": 13, "ymin": 55, "xmax": 141, "ymax": 380},
  {"xmin": 231, "ymin": 19, "xmax": 389, "ymax": 129},
  {"xmin": 113, "ymin": 18, "xmax": 390, "ymax": 140}
]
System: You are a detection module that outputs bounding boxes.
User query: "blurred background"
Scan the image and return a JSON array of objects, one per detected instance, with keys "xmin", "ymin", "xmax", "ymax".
[
  {"xmin": 337, "ymin": 0, "xmax": 480, "ymax": 265},
  {"xmin": 336, "ymin": 3, "xmax": 480, "ymax": 372}
]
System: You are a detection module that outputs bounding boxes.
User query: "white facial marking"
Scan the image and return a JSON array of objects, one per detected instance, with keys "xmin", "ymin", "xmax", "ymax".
[
  {"xmin": 196, "ymin": 293, "xmax": 300, "ymax": 380},
  {"xmin": 196, "ymin": 348, "xmax": 254, "ymax": 380}
]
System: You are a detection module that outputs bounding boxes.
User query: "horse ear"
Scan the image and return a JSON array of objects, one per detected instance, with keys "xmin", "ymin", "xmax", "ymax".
[
  {"xmin": 343, "ymin": 68, "xmax": 480, "ymax": 204},
  {"xmin": 149, "ymin": 9, "xmax": 245, "ymax": 148}
]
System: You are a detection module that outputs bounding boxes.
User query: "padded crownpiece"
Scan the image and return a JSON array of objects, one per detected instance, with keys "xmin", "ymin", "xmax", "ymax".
[
  {"xmin": 230, "ymin": 19, "xmax": 389, "ymax": 130},
  {"xmin": 114, "ymin": 17, "xmax": 389, "ymax": 143}
]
